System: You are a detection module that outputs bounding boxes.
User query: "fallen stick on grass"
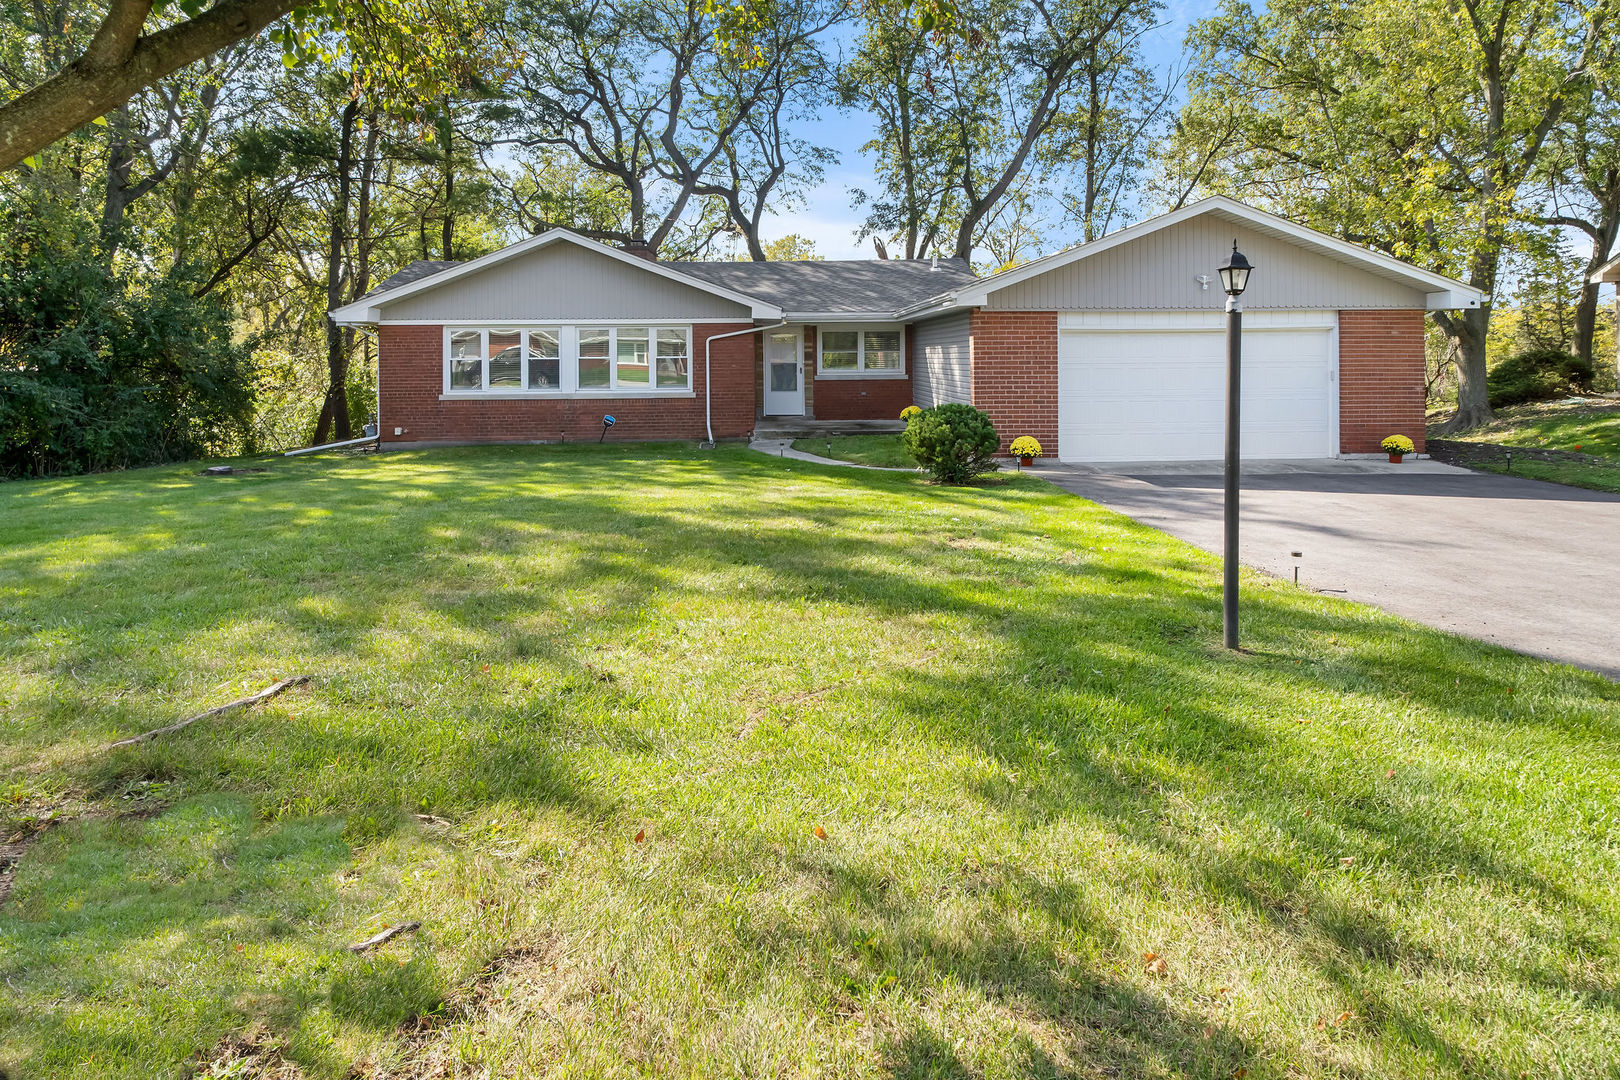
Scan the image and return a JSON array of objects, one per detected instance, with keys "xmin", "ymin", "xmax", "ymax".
[
  {"xmin": 344, "ymin": 921, "xmax": 422, "ymax": 953},
  {"xmin": 106, "ymin": 675, "xmax": 312, "ymax": 750}
]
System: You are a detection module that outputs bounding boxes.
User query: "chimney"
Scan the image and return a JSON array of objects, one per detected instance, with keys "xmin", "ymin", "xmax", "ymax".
[{"xmin": 622, "ymin": 238, "xmax": 655, "ymax": 261}]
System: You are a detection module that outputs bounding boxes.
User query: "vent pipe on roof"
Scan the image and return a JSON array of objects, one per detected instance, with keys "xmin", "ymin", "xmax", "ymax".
[{"xmin": 930, "ymin": 254, "xmax": 939, "ymax": 271}]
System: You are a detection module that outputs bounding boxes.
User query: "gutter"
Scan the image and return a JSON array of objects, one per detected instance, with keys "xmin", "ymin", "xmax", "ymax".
[
  {"xmin": 285, "ymin": 433, "xmax": 378, "ymax": 457},
  {"xmin": 284, "ymin": 324, "xmax": 382, "ymax": 458},
  {"xmin": 892, "ymin": 290, "xmax": 967, "ymax": 320},
  {"xmin": 703, "ymin": 321, "xmax": 787, "ymax": 446}
]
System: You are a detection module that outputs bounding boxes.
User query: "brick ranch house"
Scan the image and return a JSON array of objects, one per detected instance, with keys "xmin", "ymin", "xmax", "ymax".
[{"xmin": 330, "ymin": 197, "xmax": 1483, "ymax": 463}]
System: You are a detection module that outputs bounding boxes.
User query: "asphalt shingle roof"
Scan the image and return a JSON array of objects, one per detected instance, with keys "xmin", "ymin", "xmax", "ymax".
[
  {"xmin": 361, "ymin": 260, "xmax": 461, "ymax": 299},
  {"xmin": 359, "ymin": 254, "xmax": 977, "ymax": 315},
  {"xmin": 659, "ymin": 258, "xmax": 977, "ymax": 314}
]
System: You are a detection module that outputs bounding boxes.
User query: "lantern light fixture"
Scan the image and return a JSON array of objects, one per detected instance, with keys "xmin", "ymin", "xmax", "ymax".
[{"xmin": 1217, "ymin": 241, "xmax": 1252, "ymax": 297}]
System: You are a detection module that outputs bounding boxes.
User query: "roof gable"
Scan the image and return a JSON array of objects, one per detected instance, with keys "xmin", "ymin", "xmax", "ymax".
[
  {"xmin": 331, "ymin": 230, "xmax": 782, "ymax": 323},
  {"xmin": 925, "ymin": 197, "xmax": 1482, "ymax": 314}
]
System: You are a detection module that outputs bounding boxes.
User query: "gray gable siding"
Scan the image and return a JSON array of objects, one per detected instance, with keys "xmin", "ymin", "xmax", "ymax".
[
  {"xmin": 983, "ymin": 217, "xmax": 1429, "ymax": 311},
  {"xmin": 377, "ymin": 242, "xmax": 752, "ymax": 322},
  {"xmin": 911, "ymin": 313, "xmax": 972, "ymax": 408}
]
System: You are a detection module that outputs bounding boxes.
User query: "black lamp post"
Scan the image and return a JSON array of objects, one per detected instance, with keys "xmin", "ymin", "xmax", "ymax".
[{"xmin": 1217, "ymin": 241, "xmax": 1252, "ymax": 650}]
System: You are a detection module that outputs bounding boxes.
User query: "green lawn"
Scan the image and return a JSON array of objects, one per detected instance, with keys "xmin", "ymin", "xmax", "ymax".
[
  {"xmin": 1429, "ymin": 400, "xmax": 1620, "ymax": 493},
  {"xmin": 1, "ymin": 445, "xmax": 1616, "ymax": 1078},
  {"xmin": 791, "ymin": 433, "xmax": 916, "ymax": 468},
  {"xmin": 1467, "ymin": 457, "xmax": 1620, "ymax": 494},
  {"xmin": 1434, "ymin": 399, "xmax": 1620, "ymax": 458}
]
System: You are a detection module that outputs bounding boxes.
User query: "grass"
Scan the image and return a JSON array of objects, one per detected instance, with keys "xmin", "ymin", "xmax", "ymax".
[
  {"xmin": 1, "ymin": 444, "xmax": 1617, "ymax": 1079},
  {"xmin": 1428, "ymin": 399, "xmax": 1620, "ymax": 494},
  {"xmin": 1430, "ymin": 399, "xmax": 1620, "ymax": 458},
  {"xmin": 1469, "ymin": 457, "xmax": 1620, "ymax": 494},
  {"xmin": 790, "ymin": 433, "xmax": 916, "ymax": 468}
]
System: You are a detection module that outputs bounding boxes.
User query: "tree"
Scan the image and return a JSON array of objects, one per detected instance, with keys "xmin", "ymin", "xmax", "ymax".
[
  {"xmin": 1539, "ymin": 51, "xmax": 1620, "ymax": 367},
  {"xmin": 0, "ymin": 0, "xmax": 492, "ymax": 172},
  {"xmin": 499, "ymin": 0, "xmax": 841, "ymax": 257},
  {"xmin": 842, "ymin": 0, "xmax": 1166, "ymax": 262},
  {"xmin": 1177, "ymin": 0, "xmax": 1611, "ymax": 430},
  {"xmin": 1045, "ymin": 54, "xmax": 1178, "ymax": 241},
  {"xmin": 0, "ymin": 206, "xmax": 256, "ymax": 476},
  {"xmin": 0, "ymin": 0, "xmax": 304, "ymax": 170},
  {"xmin": 741, "ymin": 234, "xmax": 822, "ymax": 260}
]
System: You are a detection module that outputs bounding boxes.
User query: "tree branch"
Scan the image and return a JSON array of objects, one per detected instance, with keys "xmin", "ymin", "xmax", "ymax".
[{"xmin": 0, "ymin": 0, "xmax": 299, "ymax": 170}]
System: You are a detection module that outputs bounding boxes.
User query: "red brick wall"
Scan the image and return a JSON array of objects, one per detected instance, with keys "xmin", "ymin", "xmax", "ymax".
[
  {"xmin": 807, "ymin": 324, "xmax": 914, "ymax": 420},
  {"xmin": 968, "ymin": 310, "xmax": 1058, "ymax": 452},
  {"xmin": 376, "ymin": 323, "xmax": 757, "ymax": 444},
  {"xmin": 1338, "ymin": 310, "xmax": 1427, "ymax": 454}
]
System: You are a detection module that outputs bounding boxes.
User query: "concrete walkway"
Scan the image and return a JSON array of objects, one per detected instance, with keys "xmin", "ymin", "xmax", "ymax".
[
  {"xmin": 748, "ymin": 438, "xmax": 919, "ymax": 471},
  {"xmin": 1037, "ymin": 458, "xmax": 1620, "ymax": 679}
]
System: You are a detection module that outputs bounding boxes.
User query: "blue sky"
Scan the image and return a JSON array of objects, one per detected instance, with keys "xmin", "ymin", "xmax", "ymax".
[{"xmin": 751, "ymin": 1, "xmax": 1207, "ymax": 260}]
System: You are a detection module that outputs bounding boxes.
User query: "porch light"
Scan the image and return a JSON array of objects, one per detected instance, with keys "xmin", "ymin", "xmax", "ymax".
[{"xmin": 1217, "ymin": 241, "xmax": 1252, "ymax": 297}]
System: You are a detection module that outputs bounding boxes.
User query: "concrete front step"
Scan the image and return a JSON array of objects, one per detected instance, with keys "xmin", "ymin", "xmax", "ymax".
[{"xmin": 753, "ymin": 418, "xmax": 906, "ymax": 440}]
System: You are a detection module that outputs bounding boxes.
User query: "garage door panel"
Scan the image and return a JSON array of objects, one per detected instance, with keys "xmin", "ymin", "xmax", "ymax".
[{"xmin": 1058, "ymin": 321, "xmax": 1334, "ymax": 463}]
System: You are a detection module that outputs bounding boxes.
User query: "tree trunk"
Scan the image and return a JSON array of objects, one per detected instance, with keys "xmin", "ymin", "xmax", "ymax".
[
  {"xmin": 1573, "ymin": 191, "xmax": 1619, "ymax": 364},
  {"xmin": 314, "ymin": 98, "xmax": 357, "ymax": 446},
  {"xmin": 1574, "ymin": 280, "xmax": 1600, "ymax": 365},
  {"xmin": 353, "ymin": 113, "xmax": 379, "ymax": 424},
  {"xmin": 100, "ymin": 107, "xmax": 135, "ymax": 252},
  {"xmin": 440, "ymin": 108, "xmax": 454, "ymax": 261},
  {"xmin": 1435, "ymin": 305, "xmax": 1495, "ymax": 431}
]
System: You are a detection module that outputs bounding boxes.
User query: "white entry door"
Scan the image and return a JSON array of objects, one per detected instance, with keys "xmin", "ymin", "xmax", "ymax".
[
  {"xmin": 763, "ymin": 329, "xmax": 805, "ymax": 416},
  {"xmin": 1056, "ymin": 313, "xmax": 1336, "ymax": 463}
]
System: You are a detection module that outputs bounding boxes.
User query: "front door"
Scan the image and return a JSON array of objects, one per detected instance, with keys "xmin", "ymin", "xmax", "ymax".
[{"xmin": 763, "ymin": 329, "xmax": 805, "ymax": 416}]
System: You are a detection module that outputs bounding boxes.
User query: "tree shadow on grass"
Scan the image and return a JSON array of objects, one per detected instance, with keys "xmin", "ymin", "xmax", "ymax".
[{"xmin": 2, "ymin": 445, "xmax": 1617, "ymax": 1076}]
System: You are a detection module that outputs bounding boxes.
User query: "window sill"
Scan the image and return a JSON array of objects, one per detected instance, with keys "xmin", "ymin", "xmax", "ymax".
[
  {"xmin": 814, "ymin": 370, "xmax": 908, "ymax": 381},
  {"xmin": 440, "ymin": 389, "xmax": 696, "ymax": 400}
]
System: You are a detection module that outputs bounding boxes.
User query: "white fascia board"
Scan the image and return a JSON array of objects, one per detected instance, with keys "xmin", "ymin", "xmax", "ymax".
[
  {"xmin": 328, "ymin": 229, "xmax": 782, "ymax": 323},
  {"xmin": 1426, "ymin": 289, "xmax": 1482, "ymax": 310},
  {"xmin": 944, "ymin": 196, "xmax": 1484, "ymax": 310},
  {"xmin": 1589, "ymin": 252, "xmax": 1620, "ymax": 284}
]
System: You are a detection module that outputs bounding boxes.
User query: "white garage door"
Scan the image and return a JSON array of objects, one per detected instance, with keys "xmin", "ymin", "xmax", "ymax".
[{"xmin": 1057, "ymin": 313, "xmax": 1336, "ymax": 463}]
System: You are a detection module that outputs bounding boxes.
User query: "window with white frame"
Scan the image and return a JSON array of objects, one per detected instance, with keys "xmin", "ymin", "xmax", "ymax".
[
  {"xmin": 443, "ymin": 326, "xmax": 693, "ymax": 394},
  {"xmin": 817, "ymin": 325, "xmax": 905, "ymax": 375}
]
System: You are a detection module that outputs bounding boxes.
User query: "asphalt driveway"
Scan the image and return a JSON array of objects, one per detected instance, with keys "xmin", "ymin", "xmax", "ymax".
[{"xmin": 1040, "ymin": 459, "xmax": 1620, "ymax": 679}]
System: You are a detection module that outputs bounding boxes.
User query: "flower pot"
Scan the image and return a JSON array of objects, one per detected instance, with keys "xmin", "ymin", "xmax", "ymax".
[
  {"xmin": 1388, "ymin": 452, "xmax": 1404, "ymax": 463},
  {"xmin": 1018, "ymin": 456, "xmax": 1035, "ymax": 468}
]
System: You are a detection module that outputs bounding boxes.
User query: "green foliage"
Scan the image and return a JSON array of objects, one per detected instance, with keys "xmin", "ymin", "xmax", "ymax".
[
  {"xmin": 902, "ymin": 403, "xmax": 1000, "ymax": 482},
  {"xmin": 0, "ymin": 217, "xmax": 255, "ymax": 477},
  {"xmin": 1487, "ymin": 348, "xmax": 1596, "ymax": 408},
  {"xmin": 759, "ymin": 234, "xmax": 823, "ymax": 260}
]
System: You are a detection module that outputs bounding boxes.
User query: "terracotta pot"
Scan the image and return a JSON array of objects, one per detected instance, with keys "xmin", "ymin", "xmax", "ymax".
[
  {"xmin": 1019, "ymin": 456, "xmax": 1035, "ymax": 467},
  {"xmin": 1388, "ymin": 452, "xmax": 1404, "ymax": 463}
]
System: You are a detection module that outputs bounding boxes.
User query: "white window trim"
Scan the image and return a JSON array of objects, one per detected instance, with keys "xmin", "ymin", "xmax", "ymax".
[
  {"xmin": 816, "ymin": 323, "xmax": 907, "ymax": 379},
  {"xmin": 441, "ymin": 324, "xmax": 692, "ymax": 397}
]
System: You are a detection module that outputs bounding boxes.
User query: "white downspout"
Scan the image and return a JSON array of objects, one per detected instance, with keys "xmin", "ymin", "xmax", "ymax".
[{"xmin": 703, "ymin": 321, "xmax": 787, "ymax": 447}]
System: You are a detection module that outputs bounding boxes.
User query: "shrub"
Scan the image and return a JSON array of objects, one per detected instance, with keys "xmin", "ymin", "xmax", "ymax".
[
  {"xmin": 1487, "ymin": 348, "xmax": 1596, "ymax": 408},
  {"xmin": 0, "ymin": 214, "xmax": 256, "ymax": 477},
  {"xmin": 903, "ymin": 403, "xmax": 1001, "ymax": 483}
]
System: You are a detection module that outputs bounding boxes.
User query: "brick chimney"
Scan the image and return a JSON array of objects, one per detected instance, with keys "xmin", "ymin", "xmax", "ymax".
[{"xmin": 622, "ymin": 238, "xmax": 655, "ymax": 260}]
